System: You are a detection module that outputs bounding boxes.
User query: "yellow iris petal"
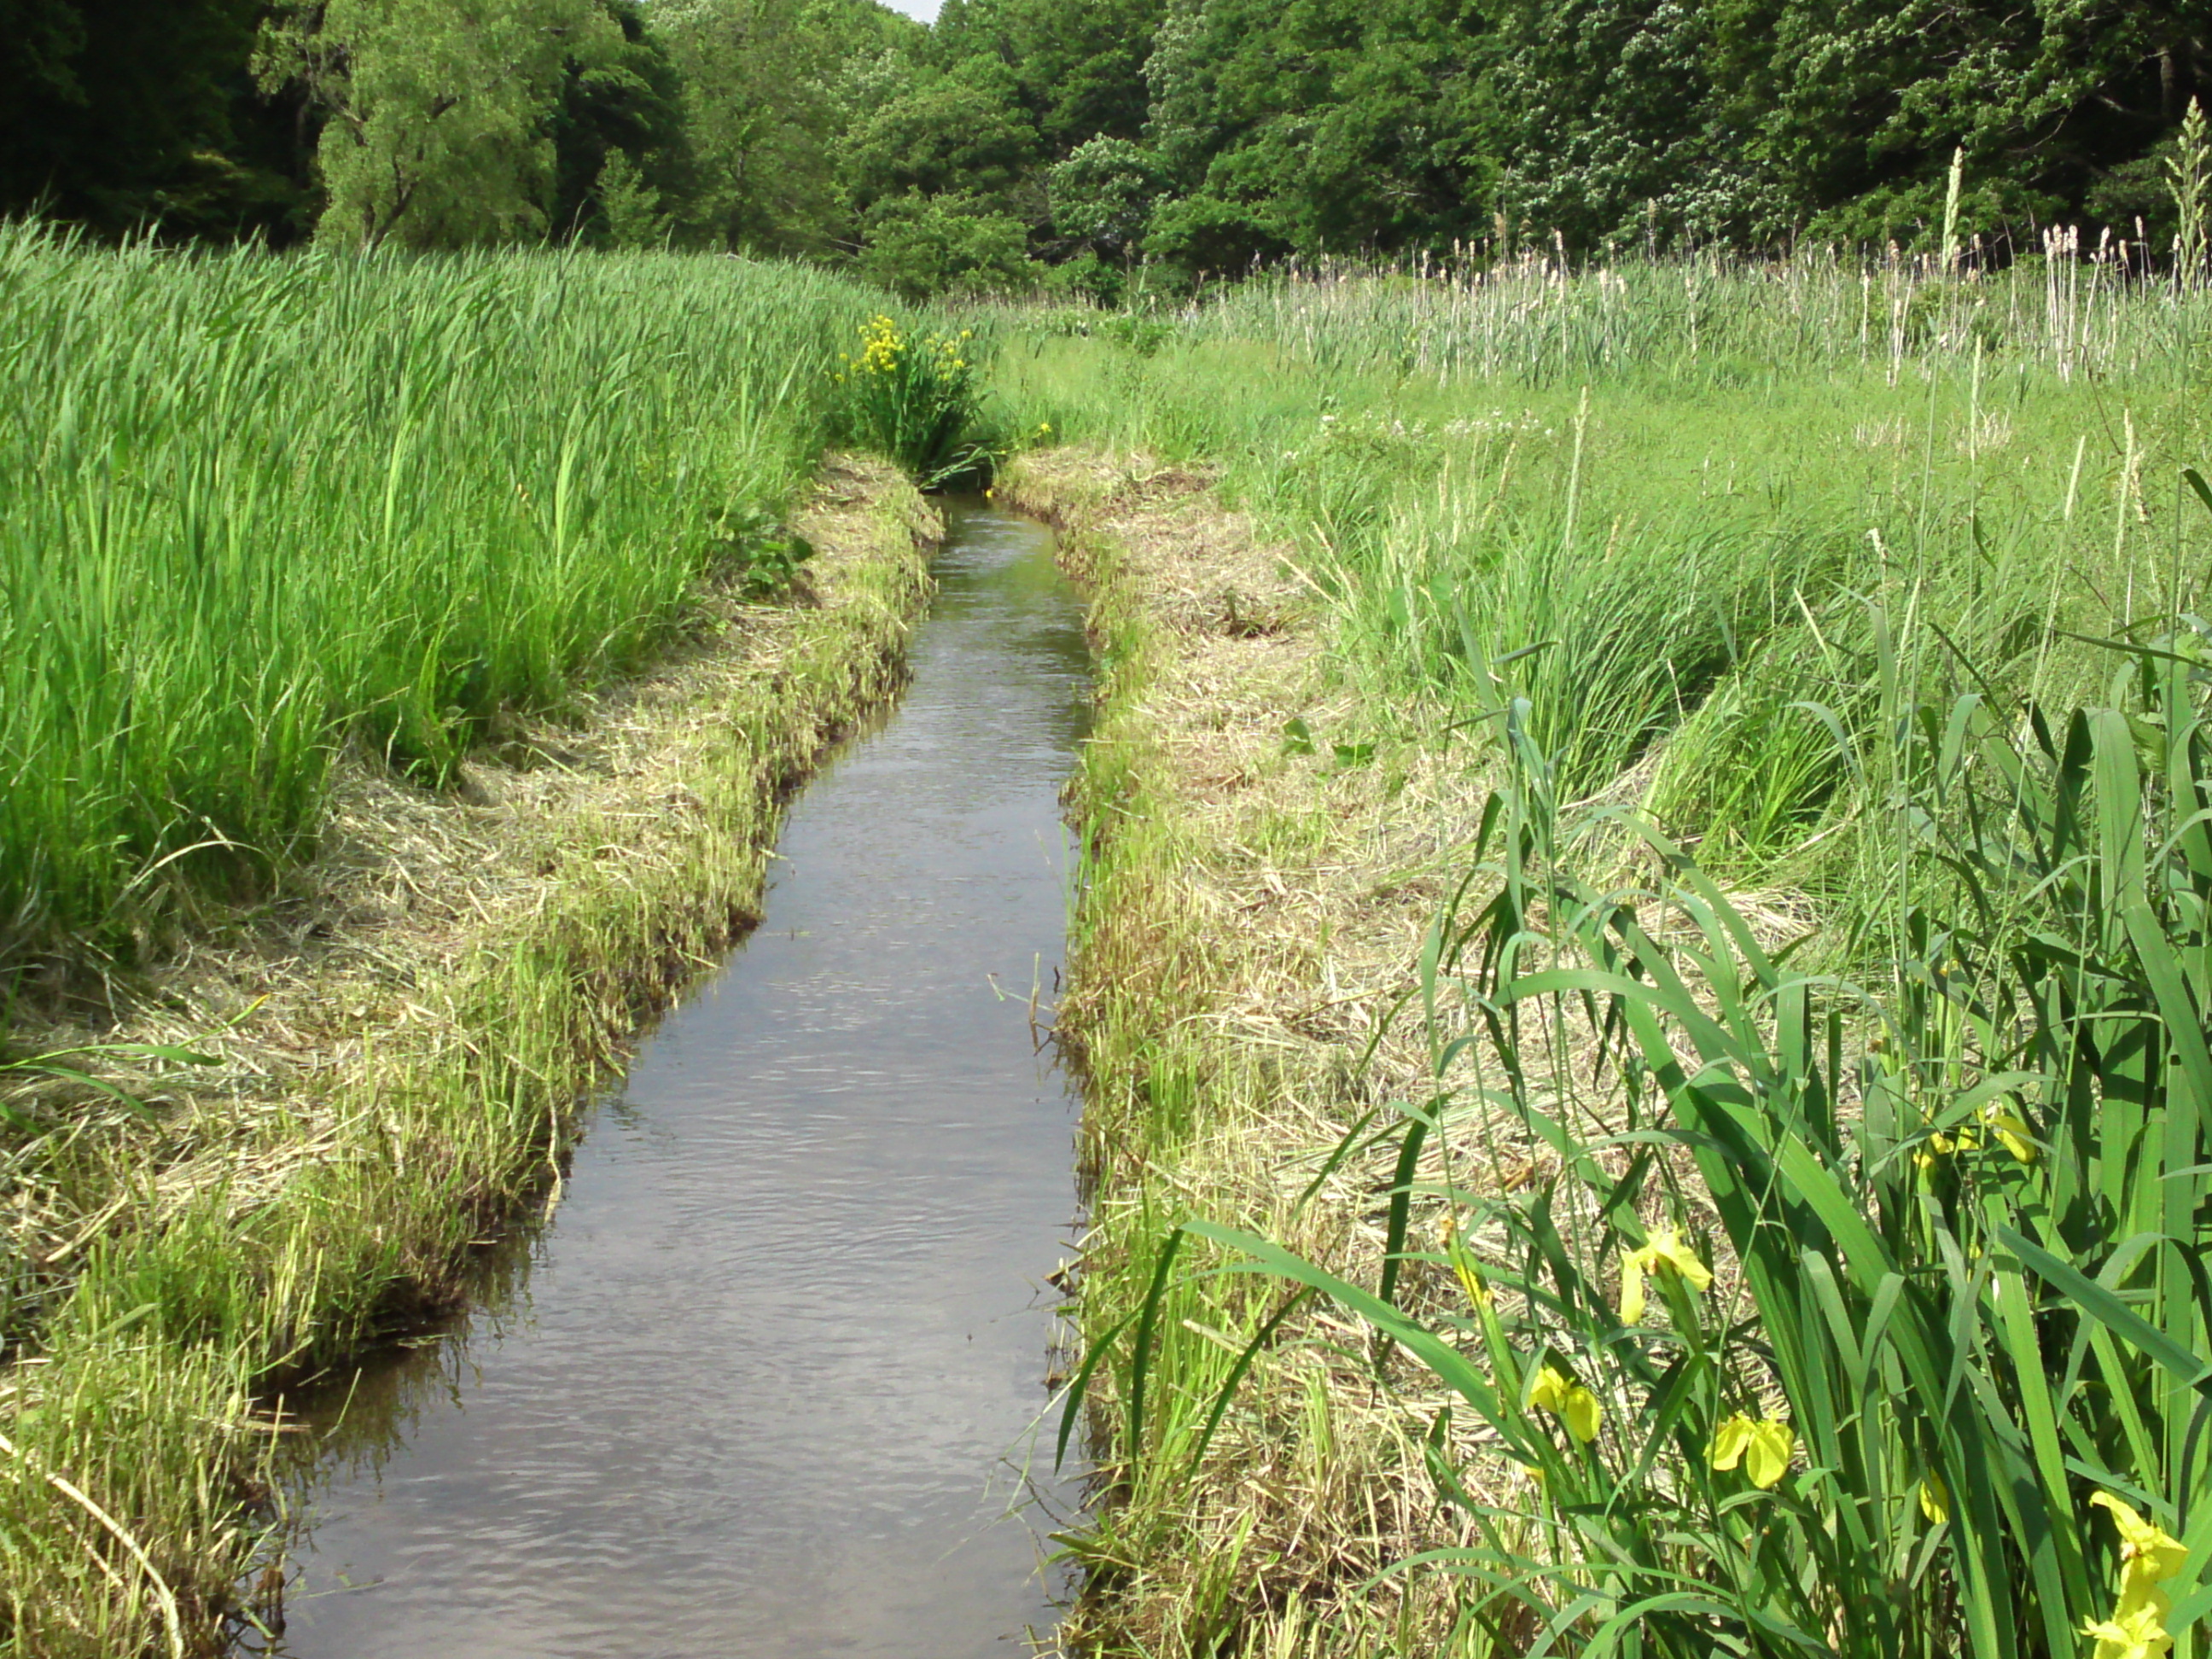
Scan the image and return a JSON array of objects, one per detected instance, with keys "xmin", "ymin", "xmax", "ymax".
[
  {"xmin": 1710, "ymin": 1412, "xmax": 1792, "ymax": 1487},
  {"xmin": 1743, "ymin": 1419, "xmax": 1794, "ymax": 1489},
  {"xmin": 1709, "ymin": 1413, "xmax": 1752, "ymax": 1470},
  {"xmin": 1620, "ymin": 1227, "xmax": 1709, "ymax": 1323},
  {"xmin": 1527, "ymin": 1365, "xmax": 1601, "ymax": 1442},
  {"xmin": 2091, "ymin": 1493, "xmax": 2187, "ymax": 1583},
  {"xmin": 1527, "ymin": 1365, "xmax": 1569, "ymax": 1413},
  {"xmin": 1920, "ymin": 1473, "xmax": 1950, "ymax": 1525},
  {"xmin": 1561, "ymin": 1383, "xmax": 1601, "ymax": 1443},
  {"xmin": 1649, "ymin": 1228, "xmax": 1714, "ymax": 1291},
  {"xmin": 1981, "ymin": 1102, "xmax": 2038, "ymax": 1163},
  {"xmin": 2083, "ymin": 1602, "xmax": 2174, "ymax": 1659},
  {"xmin": 1620, "ymin": 1253, "xmax": 1649, "ymax": 1325}
]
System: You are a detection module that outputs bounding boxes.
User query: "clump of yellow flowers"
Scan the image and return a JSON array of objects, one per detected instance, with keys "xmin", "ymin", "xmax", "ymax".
[
  {"xmin": 834, "ymin": 317, "xmax": 973, "ymax": 382},
  {"xmin": 829, "ymin": 316, "xmax": 989, "ymax": 486},
  {"xmin": 851, "ymin": 314, "xmax": 906, "ymax": 377},
  {"xmin": 2084, "ymin": 1492, "xmax": 2186, "ymax": 1659}
]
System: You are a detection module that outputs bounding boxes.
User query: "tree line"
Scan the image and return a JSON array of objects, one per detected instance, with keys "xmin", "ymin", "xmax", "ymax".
[{"xmin": 2, "ymin": 0, "xmax": 2203, "ymax": 294}]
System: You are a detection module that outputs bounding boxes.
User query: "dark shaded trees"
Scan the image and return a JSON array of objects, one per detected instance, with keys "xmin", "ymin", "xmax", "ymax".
[
  {"xmin": 1487, "ymin": 0, "xmax": 2210, "ymax": 252},
  {"xmin": 1140, "ymin": 0, "xmax": 1499, "ymax": 270},
  {"xmin": 932, "ymin": 0, "xmax": 1166, "ymax": 153},
  {"xmin": 550, "ymin": 0, "xmax": 693, "ymax": 245},
  {"xmin": 0, "ymin": 0, "xmax": 313, "ymax": 239},
  {"xmin": 1123, "ymin": 0, "xmax": 2209, "ymax": 267},
  {"xmin": 3, "ymin": 0, "xmax": 2204, "ymax": 286},
  {"xmin": 665, "ymin": 0, "xmax": 924, "ymax": 255},
  {"xmin": 1759, "ymin": 0, "xmax": 2208, "ymax": 244}
]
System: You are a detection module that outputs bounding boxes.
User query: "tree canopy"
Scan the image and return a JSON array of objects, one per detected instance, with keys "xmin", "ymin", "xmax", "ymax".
[{"xmin": 0, "ymin": 0, "xmax": 2203, "ymax": 287}]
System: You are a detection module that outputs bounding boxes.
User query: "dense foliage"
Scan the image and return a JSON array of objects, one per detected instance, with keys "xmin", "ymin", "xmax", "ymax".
[
  {"xmin": 1, "ymin": 0, "xmax": 2203, "ymax": 288},
  {"xmin": 0, "ymin": 223, "xmax": 875, "ymax": 971},
  {"xmin": 1018, "ymin": 259, "xmax": 2212, "ymax": 1658}
]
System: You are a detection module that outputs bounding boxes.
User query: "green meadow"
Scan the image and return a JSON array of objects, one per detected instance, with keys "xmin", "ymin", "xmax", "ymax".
[
  {"xmin": 6, "ymin": 224, "xmax": 2212, "ymax": 1657},
  {"xmin": 11, "ymin": 0, "xmax": 2212, "ymax": 1651},
  {"xmin": 1010, "ymin": 257, "xmax": 2212, "ymax": 1657}
]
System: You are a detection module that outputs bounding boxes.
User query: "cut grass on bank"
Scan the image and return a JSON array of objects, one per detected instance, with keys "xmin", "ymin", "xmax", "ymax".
[
  {"xmin": 0, "ymin": 231, "xmax": 1012, "ymax": 1655},
  {"xmin": 1009, "ymin": 255, "xmax": 2212, "ymax": 1657},
  {"xmin": 1004, "ymin": 451, "xmax": 1499, "ymax": 1656},
  {"xmin": 0, "ymin": 443, "xmax": 935, "ymax": 1655}
]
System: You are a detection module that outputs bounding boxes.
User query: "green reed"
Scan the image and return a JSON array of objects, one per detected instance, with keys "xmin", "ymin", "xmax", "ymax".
[
  {"xmin": 1027, "ymin": 253, "xmax": 2212, "ymax": 1655},
  {"xmin": 0, "ymin": 224, "xmax": 877, "ymax": 975},
  {"xmin": 1185, "ymin": 588, "xmax": 2212, "ymax": 1653}
]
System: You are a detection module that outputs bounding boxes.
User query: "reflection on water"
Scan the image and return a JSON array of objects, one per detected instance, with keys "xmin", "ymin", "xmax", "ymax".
[{"xmin": 261, "ymin": 502, "xmax": 1091, "ymax": 1659}]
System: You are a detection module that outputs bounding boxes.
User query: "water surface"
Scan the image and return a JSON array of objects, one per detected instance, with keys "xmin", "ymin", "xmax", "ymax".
[{"xmin": 266, "ymin": 502, "xmax": 1090, "ymax": 1658}]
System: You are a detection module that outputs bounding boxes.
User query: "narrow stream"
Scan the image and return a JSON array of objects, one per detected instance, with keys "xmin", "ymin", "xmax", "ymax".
[{"xmin": 263, "ymin": 502, "xmax": 1091, "ymax": 1658}]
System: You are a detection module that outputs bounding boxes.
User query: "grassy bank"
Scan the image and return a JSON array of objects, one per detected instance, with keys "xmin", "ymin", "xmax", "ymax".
[
  {"xmin": 0, "ymin": 230, "xmax": 952, "ymax": 1653},
  {"xmin": 1010, "ymin": 257, "xmax": 2212, "ymax": 1656},
  {"xmin": 1006, "ymin": 451, "xmax": 1492, "ymax": 1656},
  {"xmin": 2, "ymin": 456, "xmax": 934, "ymax": 1655}
]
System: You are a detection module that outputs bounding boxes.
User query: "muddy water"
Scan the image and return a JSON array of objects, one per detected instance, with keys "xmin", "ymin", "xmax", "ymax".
[{"xmin": 265, "ymin": 503, "xmax": 1091, "ymax": 1659}]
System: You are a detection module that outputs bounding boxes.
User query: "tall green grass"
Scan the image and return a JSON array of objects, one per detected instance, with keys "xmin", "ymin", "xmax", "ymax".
[
  {"xmin": 994, "ymin": 256, "xmax": 2212, "ymax": 878},
  {"xmin": 0, "ymin": 224, "xmax": 879, "ymax": 976},
  {"xmin": 1190, "ymin": 599, "xmax": 2212, "ymax": 1654},
  {"xmin": 1023, "ymin": 254, "xmax": 2212, "ymax": 1655}
]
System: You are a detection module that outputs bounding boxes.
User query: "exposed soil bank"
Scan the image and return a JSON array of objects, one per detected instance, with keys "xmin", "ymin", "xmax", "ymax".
[
  {"xmin": 0, "ymin": 459, "xmax": 936, "ymax": 1656},
  {"xmin": 998, "ymin": 452, "xmax": 1499, "ymax": 1658}
]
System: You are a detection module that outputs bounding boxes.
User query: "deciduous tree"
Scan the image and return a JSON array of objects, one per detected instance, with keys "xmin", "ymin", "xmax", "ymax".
[{"xmin": 257, "ymin": 0, "xmax": 621, "ymax": 247}]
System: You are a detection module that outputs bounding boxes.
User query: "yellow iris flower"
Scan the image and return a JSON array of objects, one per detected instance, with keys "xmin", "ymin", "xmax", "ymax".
[
  {"xmin": 2091, "ymin": 1492, "xmax": 2187, "ymax": 1586},
  {"xmin": 1916, "ymin": 1125, "xmax": 1974, "ymax": 1171},
  {"xmin": 1916, "ymin": 1103, "xmax": 2038, "ymax": 1171},
  {"xmin": 2083, "ymin": 1604, "xmax": 2173, "ymax": 1659},
  {"xmin": 1708, "ymin": 1413, "xmax": 1794, "ymax": 1489},
  {"xmin": 1527, "ymin": 1365, "xmax": 1601, "ymax": 1443},
  {"xmin": 1619, "ymin": 1227, "xmax": 1712, "ymax": 1324},
  {"xmin": 2084, "ymin": 1493, "xmax": 2186, "ymax": 1659}
]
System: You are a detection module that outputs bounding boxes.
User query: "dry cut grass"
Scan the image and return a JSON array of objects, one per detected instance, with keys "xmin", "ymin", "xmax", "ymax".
[
  {"xmin": 0, "ymin": 457, "xmax": 937, "ymax": 1656},
  {"xmin": 1003, "ymin": 450, "xmax": 1554, "ymax": 1657}
]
